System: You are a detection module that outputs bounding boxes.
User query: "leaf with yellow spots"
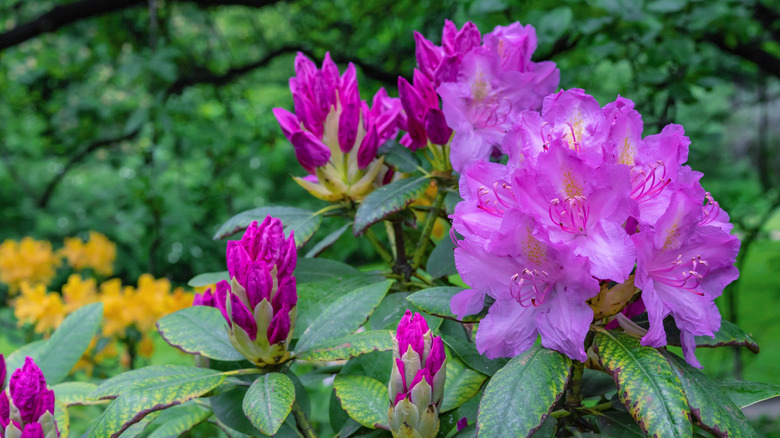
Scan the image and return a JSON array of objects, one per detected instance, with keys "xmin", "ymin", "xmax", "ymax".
[{"xmin": 593, "ymin": 330, "xmax": 691, "ymax": 438}]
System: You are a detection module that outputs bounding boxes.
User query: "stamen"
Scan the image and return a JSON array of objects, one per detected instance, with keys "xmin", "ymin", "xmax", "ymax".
[
  {"xmin": 651, "ymin": 254, "xmax": 709, "ymax": 295},
  {"xmin": 548, "ymin": 196, "xmax": 589, "ymax": 234},
  {"xmin": 510, "ymin": 269, "xmax": 552, "ymax": 307},
  {"xmin": 477, "ymin": 185, "xmax": 505, "ymax": 217},
  {"xmin": 631, "ymin": 161, "xmax": 671, "ymax": 202},
  {"xmin": 700, "ymin": 192, "xmax": 721, "ymax": 226}
]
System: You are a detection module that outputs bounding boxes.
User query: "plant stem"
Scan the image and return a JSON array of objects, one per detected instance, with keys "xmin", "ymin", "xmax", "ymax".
[
  {"xmin": 364, "ymin": 228, "xmax": 393, "ymax": 264},
  {"xmin": 565, "ymin": 330, "xmax": 595, "ymax": 411},
  {"xmin": 411, "ymin": 187, "xmax": 446, "ymax": 270},
  {"xmin": 392, "ymin": 219, "xmax": 412, "ymax": 283},
  {"xmin": 291, "ymin": 399, "xmax": 317, "ymax": 438}
]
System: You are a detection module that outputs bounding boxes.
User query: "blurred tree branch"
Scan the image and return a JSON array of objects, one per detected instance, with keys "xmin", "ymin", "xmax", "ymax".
[
  {"xmin": 0, "ymin": 0, "xmax": 288, "ymax": 52},
  {"xmin": 38, "ymin": 128, "xmax": 141, "ymax": 208},
  {"xmin": 706, "ymin": 32, "xmax": 780, "ymax": 80}
]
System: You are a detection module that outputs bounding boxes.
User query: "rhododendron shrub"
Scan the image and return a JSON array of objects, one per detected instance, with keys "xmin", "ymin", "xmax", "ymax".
[{"xmin": 9, "ymin": 18, "xmax": 768, "ymax": 438}]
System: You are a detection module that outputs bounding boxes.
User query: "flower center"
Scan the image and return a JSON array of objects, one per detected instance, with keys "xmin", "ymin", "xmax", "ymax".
[
  {"xmin": 549, "ymin": 196, "xmax": 589, "ymax": 234},
  {"xmin": 476, "ymin": 182, "xmax": 514, "ymax": 217},
  {"xmin": 510, "ymin": 269, "xmax": 552, "ymax": 307}
]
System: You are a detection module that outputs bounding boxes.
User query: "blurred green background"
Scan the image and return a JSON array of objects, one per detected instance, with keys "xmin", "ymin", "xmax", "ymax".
[{"xmin": 1, "ymin": 0, "xmax": 779, "ymax": 415}]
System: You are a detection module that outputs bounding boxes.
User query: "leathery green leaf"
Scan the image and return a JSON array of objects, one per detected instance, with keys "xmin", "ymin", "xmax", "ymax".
[
  {"xmin": 715, "ymin": 380, "xmax": 780, "ymax": 409},
  {"xmin": 214, "ymin": 205, "xmax": 321, "ymax": 247},
  {"xmin": 89, "ymin": 367, "xmax": 225, "ymax": 438},
  {"xmin": 333, "ymin": 375, "xmax": 389, "ymax": 430},
  {"xmin": 476, "ymin": 345, "xmax": 571, "ymax": 438},
  {"xmin": 157, "ymin": 306, "xmax": 244, "ymax": 361},
  {"xmin": 91, "ymin": 365, "xmax": 218, "ymax": 400},
  {"xmin": 296, "ymin": 280, "xmax": 392, "ymax": 352},
  {"xmin": 243, "ymin": 373, "xmax": 296, "ymax": 436},
  {"xmin": 662, "ymin": 350, "xmax": 756, "ymax": 437},
  {"xmin": 52, "ymin": 382, "xmax": 100, "ymax": 406},
  {"xmin": 295, "ymin": 330, "xmax": 394, "ymax": 361},
  {"xmin": 146, "ymin": 401, "xmax": 212, "ymax": 438},
  {"xmin": 593, "ymin": 330, "xmax": 691, "ymax": 438},
  {"xmin": 441, "ymin": 355, "xmax": 487, "ymax": 413},
  {"xmin": 406, "ymin": 287, "xmax": 483, "ymax": 322},
  {"xmin": 353, "ymin": 176, "xmax": 431, "ymax": 235},
  {"xmin": 187, "ymin": 271, "xmax": 229, "ymax": 287}
]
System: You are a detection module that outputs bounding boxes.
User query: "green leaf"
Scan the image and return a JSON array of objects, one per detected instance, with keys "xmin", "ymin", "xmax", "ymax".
[
  {"xmin": 294, "ymin": 257, "xmax": 364, "ymax": 284},
  {"xmin": 5, "ymin": 340, "xmax": 46, "ymax": 378},
  {"xmin": 342, "ymin": 351, "xmax": 393, "ymax": 385},
  {"xmin": 476, "ymin": 345, "xmax": 571, "ymax": 438},
  {"xmin": 296, "ymin": 280, "xmax": 392, "ymax": 352},
  {"xmin": 441, "ymin": 355, "xmax": 487, "ymax": 413},
  {"xmin": 243, "ymin": 373, "xmax": 296, "ymax": 436},
  {"xmin": 214, "ymin": 206, "xmax": 322, "ymax": 247},
  {"xmin": 662, "ymin": 351, "xmax": 756, "ymax": 437},
  {"xmin": 369, "ymin": 292, "xmax": 442, "ymax": 332},
  {"xmin": 10, "ymin": 303, "xmax": 103, "ymax": 384},
  {"xmin": 716, "ymin": 380, "xmax": 780, "ymax": 408},
  {"xmin": 379, "ymin": 140, "xmax": 422, "ymax": 173},
  {"xmin": 295, "ymin": 274, "xmax": 384, "ymax": 338},
  {"xmin": 593, "ymin": 330, "xmax": 691, "ymax": 437},
  {"xmin": 52, "ymin": 382, "xmax": 100, "ymax": 406},
  {"xmin": 146, "ymin": 402, "xmax": 212, "ymax": 438},
  {"xmin": 211, "ymin": 387, "xmax": 264, "ymax": 437},
  {"xmin": 426, "ymin": 237, "xmax": 457, "ymax": 278},
  {"xmin": 156, "ymin": 306, "xmax": 244, "ymax": 361},
  {"xmin": 188, "ymin": 271, "xmax": 229, "ymax": 287},
  {"xmin": 295, "ymin": 330, "xmax": 393, "ymax": 361},
  {"xmin": 55, "ymin": 402, "xmax": 69, "ymax": 438},
  {"xmin": 333, "ymin": 375, "xmax": 389, "ymax": 430},
  {"xmin": 305, "ymin": 222, "xmax": 351, "ymax": 258},
  {"xmin": 353, "ymin": 176, "xmax": 430, "ymax": 235},
  {"xmin": 91, "ymin": 365, "xmax": 219, "ymax": 399},
  {"xmin": 441, "ymin": 334, "xmax": 508, "ymax": 376},
  {"xmin": 407, "ymin": 287, "xmax": 483, "ymax": 323},
  {"xmin": 89, "ymin": 367, "xmax": 226, "ymax": 438},
  {"xmin": 693, "ymin": 320, "xmax": 759, "ymax": 354},
  {"xmin": 595, "ymin": 411, "xmax": 645, "ymax": 437}
]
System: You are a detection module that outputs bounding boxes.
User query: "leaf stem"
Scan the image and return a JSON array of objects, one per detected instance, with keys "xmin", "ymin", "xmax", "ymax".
[
  {"xmin": 365, "ymin": 228, "xmax": 393, "ymax": 264},
  {"xmin": 411, "ymin": 186, "xmax": 446, "ymax": 270},
  {"xmin": 291, "ymin": 399, "xmax": 318, "ymax": 438},
  {"xmin": 391, "ymin": 219, "xmax": 413, "ymax": 283}
]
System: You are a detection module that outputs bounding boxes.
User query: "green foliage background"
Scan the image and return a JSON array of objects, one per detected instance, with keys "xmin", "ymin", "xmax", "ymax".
[{"xmin": 2, "ymin": 0, "xmax": 780, "ymax": 403}]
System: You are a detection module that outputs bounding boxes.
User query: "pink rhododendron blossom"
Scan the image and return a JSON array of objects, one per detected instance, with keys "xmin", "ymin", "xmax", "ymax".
[
  {"xmin": 409, "ymin": 21, "xmax": 559, "ymax": 171},
  {"xmin": 450, "ymin": 89, "xmax": 740, "ymax": 366},
  {"xmin": 273, "ymin": 52, "xmax": 402, "ymax": 201},
  {"xmin": 1, "ymin": 357, "xmax": 59, "ymax": 438},
  {"xmin": 388, "ymin": 310, "xmax": 446, "ymax": 438},
  {"xmin": 194, "ymin": 216, "xmax": 298, "ymax": 366}
]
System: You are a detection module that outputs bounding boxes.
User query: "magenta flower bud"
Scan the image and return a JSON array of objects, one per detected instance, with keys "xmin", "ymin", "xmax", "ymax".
[
  {"xmin": 339, "ymin": 63, "xmax": 359, "ymax": 105},
  {"xmin": 338, "ymin": 101, "xmax": 361, "ymax": 153},
  {"xmin": 229, "ymin": 292, "xmax": 258, "ymax": 341},
  {"xmin": 246, "ymin": 261, "xmax": 273, "ymax": 308},
  {"xmin": 457, "ymin": 417, "xmax": 468, "ymax": 431},
  {"xmin": 267, "ymin": 305, "xmax": 292, "ymax": 345},
  {"xmin": 414, "ymin": 31, "xmax": 443, "ymax": 81},
  {"xmin": 271, "ymin": 276, "xmax": 298, "ymax": 312},
  {"xmin": 1, "ymin": 353, "xmax": 6, "ymax": 391},
  {"xmin": 1, "ymin": 392, "xmax": 9, "ymax": 430},
  {"xmin": 20, "ymin": 422, "xmax": 44, "ymax": 438},
  {"xmin": 424, "ymin": 108, "xmax": 452, "ymax": 145},
  {"xmin": 10, "ymin": 358, "xmax": 47, "ymax": 424},
  {"xmin": 388, "ymin": 311, "xmax": 446, "ymax": 438},
  {"xmin": 398, "ymin": 77, "xmax": 424, "ymax": 121},
  {"xmin": 192, "ymin": 287, "xmax": 215, "ymax": 307},
  {"xmin": 290, "ymin": 130, "xmax": 331, "ymax": 173},
  {"xmin": 226, "ymin": 241, "xmax": 251, "ymax": 286},
  {"xmin": 213, "ymin": 280, "xmax": 231, "ymax": 322},
  {"xmin": 272, "ymin": 108, "xmax": 301, "ymax": 141},
  {"xmin": 358, "ymin": 125, "xmax": 379, "ymax": 169}
]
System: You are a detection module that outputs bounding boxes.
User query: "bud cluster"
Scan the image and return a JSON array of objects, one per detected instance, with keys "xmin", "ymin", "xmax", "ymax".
[
  {"xmin": 194, "ymin": 216, "xmax": 298, "ymax": 366},
  {"xmin": 388, "ymin": 310, "xmax": 446, "ymax": 438},
  {"xmin": 0, "ymin": 356, "xmax": 59, "ymax": 438},
  {"xmin": 274, "ymin": 53, "xmax": 403, "ymax": 202}
]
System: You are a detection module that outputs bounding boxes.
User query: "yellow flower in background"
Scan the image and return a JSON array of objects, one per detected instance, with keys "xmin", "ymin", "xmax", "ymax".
[
  {"xmin": 100, "ymin": 278, "xmax": 136, "ymax": 337},
  {"xmin": 412, "ymin": 180, "xmax": 448, "ymax": 240},
  {"xmin": 72, "ymin": 337, "xmax": 120, "ymax": 376},
  {"xmin": 138, "ymin": 335, "xmax": 155, "ymax": 359},
  {"xmin": 62, "ymin": 274, "xmax": 99, "ymax": 313},
  {"xmin": 0, "ymin": 237, "xmax": 61, "ymax": 293},
  {"xmin": 14, "ymin": 282, "xmax": 65, "ymax": 334},
  {"xmin": 60, "ymin": 231, "xmax": 116, "ymax": 276}
]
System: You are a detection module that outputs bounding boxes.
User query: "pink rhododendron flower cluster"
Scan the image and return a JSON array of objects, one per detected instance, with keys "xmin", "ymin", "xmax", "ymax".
[
  {"xmin": 410, "ymin": 21, "xmax": 560, "ymax": 171},
  {"xmin": 1, "ymin": 356, "xmax": 59, "ymax": 438},
  {"xmin": 450, "ymin": 89, "xmax": 740, "ymax": 367},
  {"xmin": 273, "ymin": 53, "xmax": 403, "ymax": 202},
  {"xmin": 194, "ymin": 216, "xmax": 298, "ymax": 366}
]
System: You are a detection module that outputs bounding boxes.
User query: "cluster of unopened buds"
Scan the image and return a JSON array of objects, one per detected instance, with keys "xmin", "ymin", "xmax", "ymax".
[
  {"xmin": 194, "ymin": 216, "xmax": 298, "ymax": 366},
  {"xmin": 0, "ymin": 355, "xmax": 59, "ymax": 438},
  {"xmin": 388, "ymin": 311, "xmax": 446, "ymax": 438}
]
